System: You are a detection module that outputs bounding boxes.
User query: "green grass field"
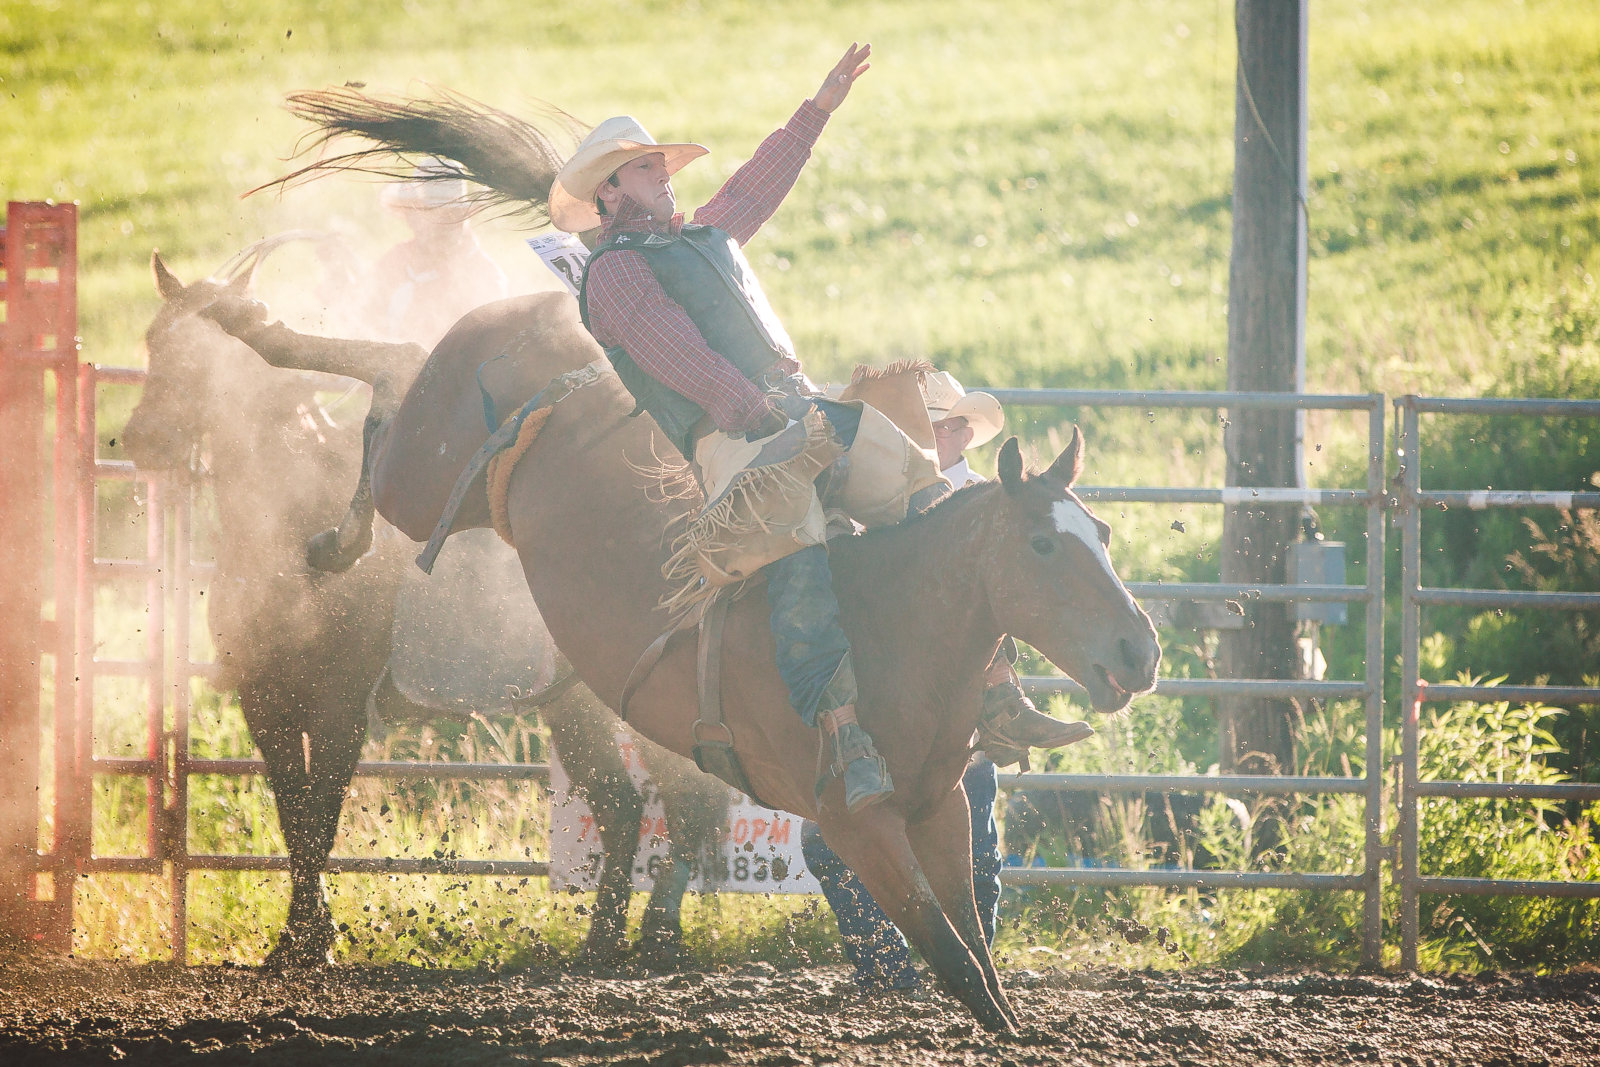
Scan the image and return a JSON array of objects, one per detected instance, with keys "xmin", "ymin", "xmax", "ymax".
[{"xmin": 5, "ymin": 0, "xmax": 1599, "ymax": 970}]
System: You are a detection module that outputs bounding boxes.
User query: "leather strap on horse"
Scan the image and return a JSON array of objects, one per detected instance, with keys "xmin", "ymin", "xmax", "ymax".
[
  {"xmin": 690, "ymin": 592, "xmax": 764, "ymax": 800},
  {"xmin": 507, "ymin": 669, "xmax": 579, "ymax": 712},
  {"xmin": 415, "ymin": 358, "xmax": 609, "ymax": 574},
  {"xmin": 616, "ymin": 591, "xmax": 775, "ymax": 808}
]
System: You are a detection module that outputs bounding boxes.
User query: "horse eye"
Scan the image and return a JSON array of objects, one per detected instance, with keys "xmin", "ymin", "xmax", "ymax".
[
  {"xmin": 1030, "ymin": 535, "xmax": 1056, "ymax": 556},
  {"xmin": 1095, "ymin": 520, "xmax": 1112, "ymax": 546}
]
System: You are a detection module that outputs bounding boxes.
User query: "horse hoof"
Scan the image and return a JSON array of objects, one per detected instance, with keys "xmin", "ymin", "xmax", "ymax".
[
  {"xmin": 635, "ymin": 932, "xmax": 686, "ymax": 973},
  {"xmin": 578, "ymin": 937, "xmax": 630, "ymax": 970},
  {"xmin": 263, "ymin": 933, "xmax": 335, "ymax": 970},
  {"xmin": 306, "ymin": 526, "xmax": 369, "ymax": 573}
]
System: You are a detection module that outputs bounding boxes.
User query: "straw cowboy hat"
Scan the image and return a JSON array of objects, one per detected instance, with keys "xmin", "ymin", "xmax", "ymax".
[
  {"xmin": 549, "ymin": 116, "xmax": 709, "ymax": 233},
  {"xmin": 920, "ymin": 371, "xmax": 1005, "ymax": 448},
  {"xmin": 382, "ymin": 157, "xmax": 469, "ymax": 210}
]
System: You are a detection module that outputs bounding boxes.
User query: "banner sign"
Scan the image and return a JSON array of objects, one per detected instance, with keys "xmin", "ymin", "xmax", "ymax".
[
  {"xmin": 526, "ymin": 232, "xmax": 590, "ymax": 297},
  {"xmin": 548, "ymin": 728, "xmax": 820, "ymax": 894}
]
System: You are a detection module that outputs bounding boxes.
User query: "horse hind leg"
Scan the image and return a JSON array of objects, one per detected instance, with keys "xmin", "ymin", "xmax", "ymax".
[
  {"xmin": 816, "ymin": 807, "xmax": 1014, "ymax": 1033},
  {"xmin": 638, "ymin": 745, "xmax": 726, "ymax": 970},
  {"xmin": 306, "ymin": 407, "xmax": 384, "ymax": 572},
  {"xmin": 248, "ymin": 710, "xmax": 341, "ymax": 967},
  {"xmin": 308, "ymin": 361, "xmax": 418, "ymax": 573},
  {"xmin": 199, "ymin": 304, "xmax": 426, "ymax": 574},
  {"xmin": 544, "ymin": 684, "xmax": 643, "ymax": 966}
]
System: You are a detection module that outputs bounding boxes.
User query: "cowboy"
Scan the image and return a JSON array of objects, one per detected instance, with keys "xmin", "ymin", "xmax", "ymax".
[
  {"xmin": 800, "ymin": 374, "xmax": 1092, "ymax": 991},
  {"xmin": 551, "ymin": 44, "xmax": 918, "ymax": 813}
]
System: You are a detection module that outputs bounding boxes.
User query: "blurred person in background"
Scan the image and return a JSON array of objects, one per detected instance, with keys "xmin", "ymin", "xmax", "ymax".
[{"xmin": 360, "ymin": 157, "xmax": 509, "ymax": 347}]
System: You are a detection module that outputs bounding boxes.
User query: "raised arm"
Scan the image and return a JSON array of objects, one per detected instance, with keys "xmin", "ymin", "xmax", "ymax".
[{"xmin": 695, "ymin": 43, "xmax": 872, "ymax": 244}]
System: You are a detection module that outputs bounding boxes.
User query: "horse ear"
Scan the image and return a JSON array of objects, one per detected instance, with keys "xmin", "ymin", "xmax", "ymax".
[
  {"xmin": 1043, "ymin": 425, "xmax": 1085, "ymax": 487},
  {"xmin": 997, "ymin": 436, "xmax": 1024, "ymax": 491},
  {"xmin": 152, "ymin": 251, "xmax": 185, "ymax": 301}
]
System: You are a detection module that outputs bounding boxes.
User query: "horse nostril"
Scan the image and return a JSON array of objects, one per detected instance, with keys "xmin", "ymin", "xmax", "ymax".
[{"xmin": 1119, "ymin": 637, "xmax": 1144, "ymax": 676}]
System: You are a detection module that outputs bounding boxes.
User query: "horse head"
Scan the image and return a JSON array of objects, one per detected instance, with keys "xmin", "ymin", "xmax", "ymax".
[
  {"xmin": 125, "ymin": 237, "xmax": 332, "ymax": 473},
  {"xmin": 122, "ymin": 252, "xmax": 264, "ymax": 471},
  {"xmin": 982, "ymin": 430, "xmax": 1160, "ymax": 712}
]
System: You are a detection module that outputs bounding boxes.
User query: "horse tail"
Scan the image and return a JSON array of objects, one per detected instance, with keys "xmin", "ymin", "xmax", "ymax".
[{"xmin": 248, "ymin": 86, "xmax": 586, "ymax": 226}]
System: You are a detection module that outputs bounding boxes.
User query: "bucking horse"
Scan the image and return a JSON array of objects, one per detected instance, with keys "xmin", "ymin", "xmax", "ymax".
[
  {"xmin": 123, "ymin": 238, "xmax": 725, "ymax": 968},
  {"xmin": 203, "ymin": 87, "xmax": 1160, "ymax": 1029}
]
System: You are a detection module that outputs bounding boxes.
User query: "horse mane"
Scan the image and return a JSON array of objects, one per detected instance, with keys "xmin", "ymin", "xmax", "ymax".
[
  {"xmin": 848, "ymin": 358, "xmax": 935, "ymax": 385},
  {"xmin": 850, "ymin": 476, "xmax": 1001, "ymax": 544},
  {"xmin": 248, "ymin": 86, "xmax": 586, "ymax": 226}
]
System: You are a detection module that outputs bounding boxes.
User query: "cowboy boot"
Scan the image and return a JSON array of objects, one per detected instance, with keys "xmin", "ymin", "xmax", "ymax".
[
  {"xmin": 818, "ymin": 704, "xmax": 894, "ymax": 814},
  {"xmin": 976, "ymin": 680, "xmax": 1093, "ymax": 771}
]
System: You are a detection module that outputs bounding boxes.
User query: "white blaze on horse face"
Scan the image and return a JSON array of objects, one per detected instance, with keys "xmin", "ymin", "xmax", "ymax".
[{"xmin": 1051, "ymin": 497, "xmax": 1121, "ymax": 585}]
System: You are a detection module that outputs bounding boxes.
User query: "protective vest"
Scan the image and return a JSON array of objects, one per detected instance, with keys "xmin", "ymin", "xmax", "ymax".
[{"xmin": 578, "ymin": 224, "xmax": 794, "ymax": 458}]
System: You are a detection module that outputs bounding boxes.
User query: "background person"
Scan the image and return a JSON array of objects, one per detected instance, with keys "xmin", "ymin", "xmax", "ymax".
[{"xmin": 360, "ymin": 157, "xmax": 510, "ymax": 347}]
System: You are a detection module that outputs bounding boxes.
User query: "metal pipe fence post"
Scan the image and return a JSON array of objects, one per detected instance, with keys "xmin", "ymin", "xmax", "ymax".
[
  {"xmin": 1360, "ymin": 400, "xmax": 1386, "ymax": 967},
  {"xmin": 69, "ymin": 363, "xmax": 101, "ymax": 915},
  {"xmin": 1397, "ymin": 398, "xmax": 1422, "ymax": 970},
  {"xmin": 143, "ymin": 477, "xmax": 167, "ymax": 897},
  {"xmin": 49, "ymin": 341, "xmax": 82, "ymax": 948},
  {"xmin": 169, "ymin": 480, "xmax": 193, "ymax": 965}
]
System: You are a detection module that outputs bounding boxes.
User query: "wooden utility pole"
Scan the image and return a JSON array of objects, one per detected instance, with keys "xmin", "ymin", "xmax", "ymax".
[{"xmin": 1220, "ymin": 0, "xmax": 1308, "ymax": 774}]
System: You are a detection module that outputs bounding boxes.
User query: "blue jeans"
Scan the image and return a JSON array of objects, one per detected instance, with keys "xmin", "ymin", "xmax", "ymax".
[
  {"xmin": 767, "ymin": 544, "xmax": 850, "ymax": 728},
  {"xmin": 764, "ymin": 397, "xmax": 862, "ymax": 727},
  {"xmin": 801, "ymin": 758, "xmax": 1001, "ymax": 991}
]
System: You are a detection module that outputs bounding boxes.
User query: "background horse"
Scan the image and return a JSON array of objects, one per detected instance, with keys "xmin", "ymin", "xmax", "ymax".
[{"xmin": 123, "ymin": 245, "xmax": 723, "ymax": 967}]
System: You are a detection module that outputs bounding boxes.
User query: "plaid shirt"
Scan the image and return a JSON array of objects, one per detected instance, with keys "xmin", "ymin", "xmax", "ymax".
[{"xmin": 584, "ymin": 100, "xmax": 827, "ymax": 432}]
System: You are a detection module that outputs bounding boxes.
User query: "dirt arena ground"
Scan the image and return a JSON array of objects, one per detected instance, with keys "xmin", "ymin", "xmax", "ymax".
[{"xmin": 2, "ymin": 950, "xmax": 1597, "ymax": 1065}]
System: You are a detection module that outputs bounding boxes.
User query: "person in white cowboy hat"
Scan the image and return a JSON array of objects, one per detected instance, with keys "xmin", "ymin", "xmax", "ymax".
[
  {"xmin": 556, "ymin": 44, "xmax": 915, "ymax": 815},
  {"xmin": 361, "ymin": 157, "xmax": 508, "ymax": 346}
]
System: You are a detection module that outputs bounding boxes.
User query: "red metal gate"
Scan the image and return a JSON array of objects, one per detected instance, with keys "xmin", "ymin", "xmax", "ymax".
[{"xmin": 0, "ymin": 201, "xmax": 83, "ymax": 949}]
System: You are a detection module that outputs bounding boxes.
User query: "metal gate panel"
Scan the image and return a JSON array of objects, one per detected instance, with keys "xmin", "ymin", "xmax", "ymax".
[
  {"xmin": 991, "ymin": 389, "xmax": 1388, "ymax": 967},
  {"xmin": 1396, "ymin": 395, "xmax": 1600, "ymax": 969},
  {"xmin": 0, "ymin": 201, "xmax": 81, "ymax": 949}
]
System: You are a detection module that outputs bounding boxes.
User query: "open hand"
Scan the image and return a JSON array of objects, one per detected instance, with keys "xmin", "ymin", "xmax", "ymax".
[{"xmin": 812, "ymin": 42, "xmax": 871, "ymax": 113}]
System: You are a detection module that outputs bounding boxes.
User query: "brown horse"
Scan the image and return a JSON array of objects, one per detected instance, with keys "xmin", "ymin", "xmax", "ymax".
[
  {"xmin": 123, "ymin": 248, "xmax": 723, "ymax": 967},
  {"xmin": 203, "ymin": 289, "xmax": 1159, "ymax": 1028},
  {"xmin": 207, "ymin": 86, "xmax": 1157, "ymax": 1027}
]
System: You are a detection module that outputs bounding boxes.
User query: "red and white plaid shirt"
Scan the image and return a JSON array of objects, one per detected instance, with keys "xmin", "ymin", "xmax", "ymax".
[{"xmin": 584, "ymin": 100, "xmax": 827, "ymax": 433}]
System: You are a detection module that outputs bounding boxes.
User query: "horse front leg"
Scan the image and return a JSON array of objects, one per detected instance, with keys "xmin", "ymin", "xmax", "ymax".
[
  {"xmin": 905, "ymin": 779, "xmax": 1018, "ymax": 1030},
  {"xmin": 544, "ymin": 686, "xmax": 643, "ymax": 965},
  {"xmin": 816, "ymin": 806, "xmax": 1013, "ymax": 1033}
]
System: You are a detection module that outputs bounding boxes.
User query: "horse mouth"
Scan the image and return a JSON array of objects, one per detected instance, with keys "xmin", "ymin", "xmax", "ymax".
[{"xmin": 1094, "ymin": 664, "xmax": 1135, "ymax": 710}]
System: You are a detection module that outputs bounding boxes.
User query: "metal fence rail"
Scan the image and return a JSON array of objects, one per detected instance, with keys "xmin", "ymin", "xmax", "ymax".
[
  {"xmin": 1396, "ymin": 395, "xmax": 1600, "ymax": 969},
  {"xmin": 998, "ymin": 388, "xmax": 1388, "ymax": 967}
]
